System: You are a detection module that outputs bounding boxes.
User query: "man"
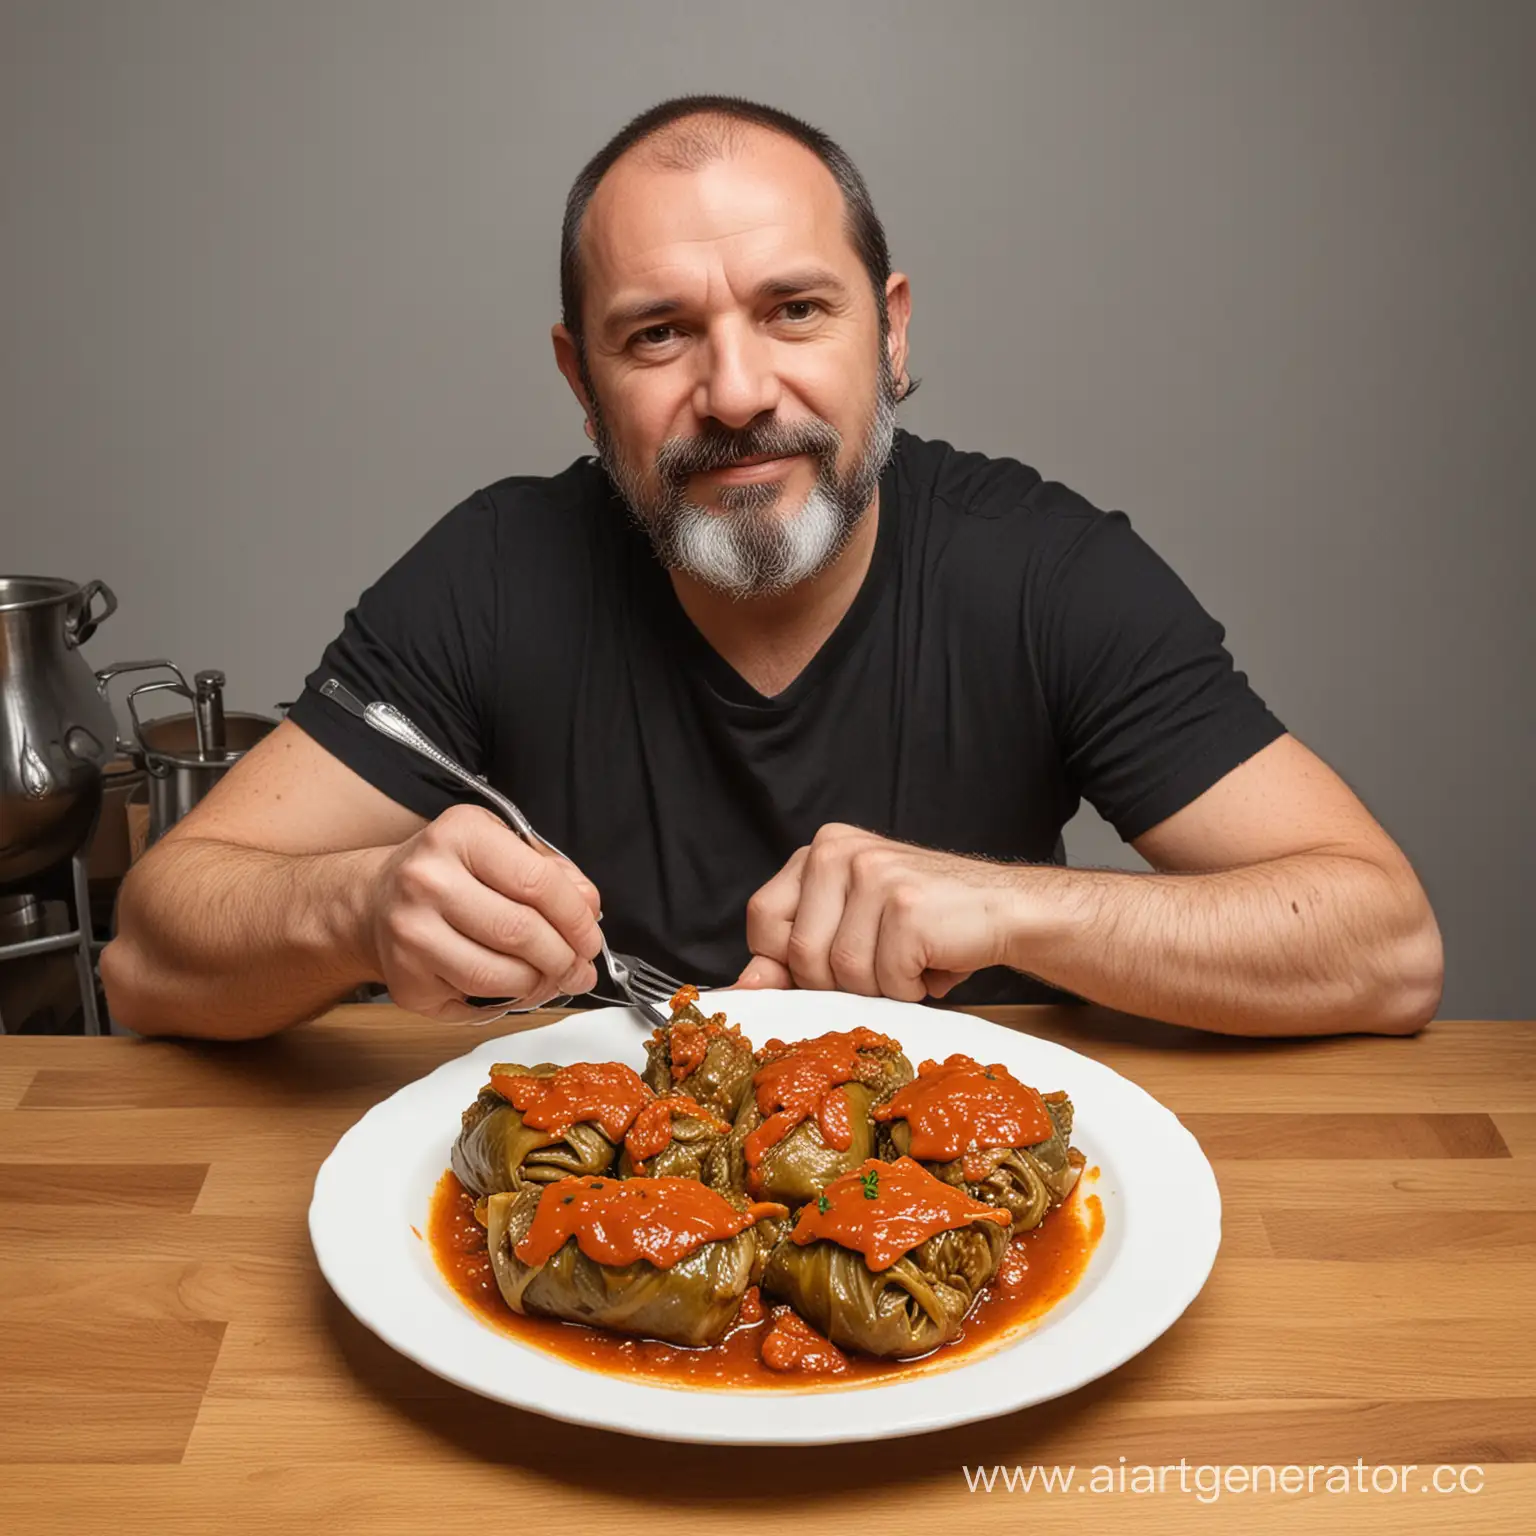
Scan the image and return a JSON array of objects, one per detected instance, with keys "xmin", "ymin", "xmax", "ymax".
[{"xmin": 101, "ymin": 95, "xmax": 1443, "ymax": 1041}]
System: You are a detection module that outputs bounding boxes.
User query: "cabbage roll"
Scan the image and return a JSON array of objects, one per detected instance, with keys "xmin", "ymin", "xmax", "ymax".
[
  {"xmin": 451, "ymin": 1060, "xmax": 652, "ymax": 1198},
  {"xmin": 617, "ymin": 1090, "xmax": 734, "ymax": 1189},
  {"xmin": 642, "ymin": 985, "xmax": 757, "ymax": 1119},
  {"xmin": 874, "ymin": 1055, "xmax": 1082, "ymax": 1230},
  {"xmin": 721, "ymin": 1028, "xmax": 912, "ymax": 1206},
  {"xmin": 483, "ymin": 1175, "xmax": 786, "ymax": 1347},
  {"xmin": 761, "ymin": 1156, "xmax": 1011, "ymax": 1358}
]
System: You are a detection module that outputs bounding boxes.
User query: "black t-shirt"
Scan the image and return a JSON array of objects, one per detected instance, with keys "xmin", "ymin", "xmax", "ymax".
[{"xmin": 288, "ymin": 429, "xmax": 1284, "ymax": 1004}]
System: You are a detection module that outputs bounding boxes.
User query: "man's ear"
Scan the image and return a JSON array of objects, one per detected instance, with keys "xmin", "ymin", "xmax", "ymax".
[
  {"xmin": 884, "ymin": 272, "xmax": 913, "ymax": 395},
  {"xmin": 552, "ymin": 323, "xmax": 596, "ymax": 430}
]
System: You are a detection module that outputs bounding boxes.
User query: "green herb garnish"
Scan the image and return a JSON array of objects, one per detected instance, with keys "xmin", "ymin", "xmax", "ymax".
[
  {"xmin": 860, "ymin": 1168, "xmax": 880, "ymax": 1200},
  {"xmin": 817, "ymin": 1193, "xmax": 830, "ymax": 1213}
]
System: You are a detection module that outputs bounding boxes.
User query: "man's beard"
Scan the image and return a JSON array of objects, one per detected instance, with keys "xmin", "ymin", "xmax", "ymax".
[{"xmin": 589, "ymin": 348, "xmax": 900, "ymax": 599}]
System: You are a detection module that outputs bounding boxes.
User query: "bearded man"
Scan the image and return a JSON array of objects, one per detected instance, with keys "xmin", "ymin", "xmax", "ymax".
[{"xmin": 103, "ymin": 95, "xmax": 1442, "ymax": 1039}]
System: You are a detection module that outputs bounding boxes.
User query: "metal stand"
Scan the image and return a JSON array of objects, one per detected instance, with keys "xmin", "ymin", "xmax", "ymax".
[{"xmin": 0, "ymin": 847, "xmax": 104, "ymax": 1036}]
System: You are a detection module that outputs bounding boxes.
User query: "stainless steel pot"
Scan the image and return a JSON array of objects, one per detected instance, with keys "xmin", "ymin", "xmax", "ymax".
[
  {"xmin": 95, "ymin": 661, "xmax": 278, "ymax": 843},
  {"xmin": 0, "ymin": 575, "xmax": 119, "ymax": 891},
  {"xmin": 135, "ymin": 708, "xmax": 276, "ymax": 843}
]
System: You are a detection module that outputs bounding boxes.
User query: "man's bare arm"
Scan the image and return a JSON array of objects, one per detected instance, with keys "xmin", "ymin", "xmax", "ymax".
[
  {"xmin": 738, "ymin": 736, "xmax": 1443, "ymax": 1036},
  {"xmin": 1000, "ymin": 850, "xmax": 1440, "ymax": 1037},
  {"xmin": 1004, "ymin": 735, "xmax": 1443, "ymax": 1034},
  {"xmin": 101, "ymin": 720, "xmax": 602, "ymax": 1040}
]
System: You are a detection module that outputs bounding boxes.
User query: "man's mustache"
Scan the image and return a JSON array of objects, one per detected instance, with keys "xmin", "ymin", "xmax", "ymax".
[{"xmin": 654, "ymin": 419, "xmax": 843, "ymax": 484}]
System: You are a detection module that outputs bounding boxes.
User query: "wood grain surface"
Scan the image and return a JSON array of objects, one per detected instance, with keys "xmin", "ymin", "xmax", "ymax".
[{"xmin": 1, "ymin": 1004, "xmax": 1532, "ymax": 1534}]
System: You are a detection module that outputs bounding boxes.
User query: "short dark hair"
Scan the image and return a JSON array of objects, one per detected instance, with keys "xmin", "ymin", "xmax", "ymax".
[{"xmin": 560, "ymin": 94, "xmax": 917, "ymax": 397}]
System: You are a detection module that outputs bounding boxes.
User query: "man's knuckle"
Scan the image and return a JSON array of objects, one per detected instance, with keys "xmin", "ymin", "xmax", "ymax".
[
  {"xmin": 785, "ymin": 931, "xmax": 820, "ymax": 969},
  {"xmin": 849, "ymin": 847, "xmax": 888, "ymax": 884},
  {"xmin": 382, "ymin": 906, "xmax": 427, "ymax": 952},
  {"xmin": 541, "ymin": 937, "xmax": 577, "ymax": 976},
  {"xmin": 492, "ymin": 906, "xmax": 533, "ymax": 951},
  {"xmin": 828, "ymin": 942, "xmax": 870, "ymax": 980},
  {"xmin": 515, "ymin": 854, "xmax": 551, "ymax": 893},
  {"xmin": 462, "ymin": 959, "xmax": 516, "ymax": 998},
  {"xmin": 426, "ymin": 807, "xmax": 467, "ymax": 845},
  {"xmin": 396, "ymin": 854, "xmax": 446, "ymax": 901},
  {"xmin": 805, "ymin": 841, "xmax": 843, "ymax": 874}
]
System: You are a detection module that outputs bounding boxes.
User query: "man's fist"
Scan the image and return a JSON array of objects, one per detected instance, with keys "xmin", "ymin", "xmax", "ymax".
[
  {"xmin": 363, "ymin": 804, "xmax": 603, "ymax": 1023},
  {"xmin": 735, "ymin": 823, "xmax": 1029, "ymax": 1001}
]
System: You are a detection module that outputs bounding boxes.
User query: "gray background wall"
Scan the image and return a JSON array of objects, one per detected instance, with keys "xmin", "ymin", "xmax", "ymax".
[{"xmin": 2, "ymin": 0, "xmax": 1531, "ymax": 1016}]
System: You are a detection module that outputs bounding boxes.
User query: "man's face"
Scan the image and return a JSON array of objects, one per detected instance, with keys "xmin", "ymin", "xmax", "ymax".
[{"xmin": 564, "ymin": 127, "xmax": 907, "ymax": 598}]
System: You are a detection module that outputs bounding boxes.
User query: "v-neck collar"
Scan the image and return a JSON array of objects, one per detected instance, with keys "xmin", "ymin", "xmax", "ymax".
[{"xmin": 642, "ymin": 437, "xmax": 905, "ymax": 714}]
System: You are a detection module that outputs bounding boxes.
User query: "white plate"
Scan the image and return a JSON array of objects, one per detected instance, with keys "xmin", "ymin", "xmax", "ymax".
[{"xmin": 310, "ymin": 990, "xmax": 1219, "ymax": 1445}]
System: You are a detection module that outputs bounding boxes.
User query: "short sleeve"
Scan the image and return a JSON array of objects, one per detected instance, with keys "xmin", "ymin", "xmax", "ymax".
[
  {"xmin": 284, "ymin": 490, "xmax": 499, "ymax": 820},
  {"xmin": 1032, "ymin": 508, "xmax": 1286, "ymax": 842}
]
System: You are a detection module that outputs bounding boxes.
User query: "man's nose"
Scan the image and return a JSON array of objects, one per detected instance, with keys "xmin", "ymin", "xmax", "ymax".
[{"xmin": 693, "ymin": 319, "xmax": 781, "ymax": 428}]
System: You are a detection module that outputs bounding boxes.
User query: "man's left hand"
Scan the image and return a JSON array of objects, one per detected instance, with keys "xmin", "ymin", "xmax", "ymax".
[{"xmin": 733, "ymin": 823, "xmax": 1030, "ymax": 1000}]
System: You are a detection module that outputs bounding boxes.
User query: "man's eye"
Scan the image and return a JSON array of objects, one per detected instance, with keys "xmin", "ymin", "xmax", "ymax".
[
  {"xmin": 779, "ymin": 301, "xmax": 819, "ymax": 321},
  {"xmin": 634, "ymin": 325, "xmax": 678, "ymax": 348}
]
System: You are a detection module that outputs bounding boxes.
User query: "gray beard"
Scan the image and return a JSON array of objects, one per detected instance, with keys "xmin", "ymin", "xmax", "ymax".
[
  {"xmin": 658, "ymin": 472, "xmax": 864, "ymax": 599},
  {"xmin": 592, "ymin": 362, "xmax": 900, "ymax": 599}
]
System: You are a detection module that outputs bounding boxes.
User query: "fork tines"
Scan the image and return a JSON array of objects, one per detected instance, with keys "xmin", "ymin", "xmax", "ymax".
[{"xmin": 624, "ymin": 957, "xmax": 685, "ymax": 1003}]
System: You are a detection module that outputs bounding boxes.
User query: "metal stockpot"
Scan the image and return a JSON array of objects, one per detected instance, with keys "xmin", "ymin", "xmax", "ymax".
[
  {"xmin": 0, "ymin": 575, "xmax": 119, "ymax": 890},
  {"xmin": 99, "ymin": 663, "xmax": 277, "ymax": 844},
  {"xmin": 137, "ymin": 709, "xmax": 277, "ymax": 843}
]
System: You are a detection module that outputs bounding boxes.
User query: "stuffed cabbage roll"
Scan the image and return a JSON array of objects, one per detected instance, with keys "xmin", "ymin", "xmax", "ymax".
[
  {"xmin": 483, "ymin": 1174, "xmax": 786, "ymax": 1346},
  {"xmin": 617, "ymin": 1090, "xmax": 734, "ymax": 1187},
  {"xmin": 451, "ymin": 1060, "xmax": 652, "ymax": 1198},
  {"xmin": 761, "ymin": 1156, "xmax": 1011, "ymax": 1358},
  {"xmin": 642, "ymin": 985, "xmax": 757, "ymax": 1120},
  {"xmin": 721, "ymin": 1027, "xmax": 913, "ymax": 1206},
  {"xmin": 873, "ymin": 1055, "xmax": 1082, "ymax": 1230}
]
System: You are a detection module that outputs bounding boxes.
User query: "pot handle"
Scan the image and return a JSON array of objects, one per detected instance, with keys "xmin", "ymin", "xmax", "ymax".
[
  {"xmin": 125, "ymin": 678, "xmax": 195, "ymax": 772},
  {"xmin": 66, "ymin": 579, "xmax": 118, "ymax": 648},
  {"xmin": 96, "ymin": 658, "xmax": 192, "ymax": 758}
]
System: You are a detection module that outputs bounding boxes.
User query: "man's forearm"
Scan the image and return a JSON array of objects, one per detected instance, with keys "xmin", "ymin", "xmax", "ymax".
[
  {"xmin": 1004, "ymin": 851, "xmax": 1443, "ymax": 1036},
  {"xmin": 101, "ymin": 837, "xmax": 385, "ymax": 1040}
]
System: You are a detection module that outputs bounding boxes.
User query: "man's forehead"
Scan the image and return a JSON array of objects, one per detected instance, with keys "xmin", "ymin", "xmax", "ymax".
[{"xmin": 581, "ymin": 130, "xmax": 859, "ymax": 316}]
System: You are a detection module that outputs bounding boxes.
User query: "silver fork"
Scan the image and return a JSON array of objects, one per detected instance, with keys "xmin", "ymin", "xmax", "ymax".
[{"xmin": 319, "ymin": 679, "xmax": 683, "ymax": 1025}]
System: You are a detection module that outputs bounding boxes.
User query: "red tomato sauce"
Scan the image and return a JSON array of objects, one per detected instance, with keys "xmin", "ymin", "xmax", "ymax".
[
  {"xmin": 658, "ymin": 985, "xmax": 747, "ymax": 1085},
  {"xmin": 872, "ymin": 1054, "xmax": 1053, "ymax": 1159},
  {"xmin": 760, "ymin": 1306, "xmax": 850, "ymax": 1375},
  {"xmin": 787, "ymin": 1156, "xmax": 1011, "ymax": 1271},
  {"xmin": 624, "ymin": 1095, "xmax": 728, "ymax": 1165},
  {"xmin": 514, "ymin": 1176, "xmax": 785, "ymax": 1270},
  {"xmin": 744, "ymin": 1029, "xmax": 899, "ymax": 1178},
  {"xmin": 427, "ymin": 1168, "xmax": 1104, "ymax": 1392},
  {"xmin": 488, "ymin": 1062, "xmax": 653, "ymax": 1144}
]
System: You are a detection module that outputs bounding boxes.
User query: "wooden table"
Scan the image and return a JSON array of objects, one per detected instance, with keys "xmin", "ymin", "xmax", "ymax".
[{"xmin": 2, "ymin": 1005, "xmax": 1533, "ymax": 1534}]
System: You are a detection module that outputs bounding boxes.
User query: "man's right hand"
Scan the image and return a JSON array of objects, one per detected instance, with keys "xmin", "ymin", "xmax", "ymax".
[
  {"xmin": 104, "ymin": 719, "xmax": 607, "ymax": 1040},
  {"xmin": 361, "ymin": 804, "xmax": 604, "ymax": 1023}
]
